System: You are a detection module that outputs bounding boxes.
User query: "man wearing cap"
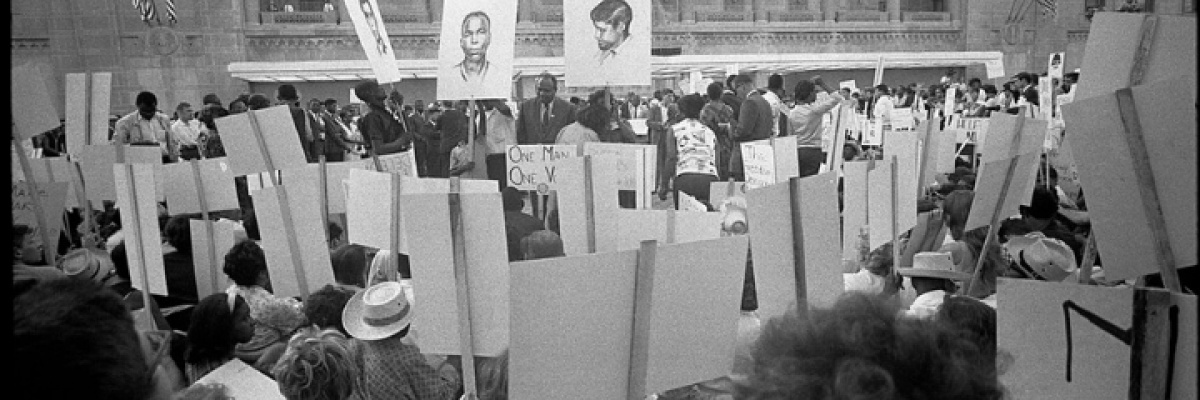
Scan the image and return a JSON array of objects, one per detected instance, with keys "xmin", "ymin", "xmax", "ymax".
[
  {"xmin": 344, "ymin": 281, "xmax": 460, "ymax": 399},
  {"xmin": 898, "ymin": 251, "xmax": 973, "ymax": 318}
]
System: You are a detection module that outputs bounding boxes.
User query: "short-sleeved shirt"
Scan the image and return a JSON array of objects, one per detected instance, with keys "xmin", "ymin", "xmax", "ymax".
[
  {"xmin": 357, "ymin": 104, "xmax": 409, "ymax": 155},
  {"xmin": 789, "ymin": 91, "xmax": 844, "ymax": 148}
]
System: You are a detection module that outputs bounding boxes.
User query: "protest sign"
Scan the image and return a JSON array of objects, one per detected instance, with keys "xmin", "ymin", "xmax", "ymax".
[
  {"xmin": 215, "ymin": 105, "xmax": 309, "ymax": 177},
  {"xmin": 965, "ymin": 114, "xmax": 1044, "ymax": 231},
  {"xmin": 360, "ymin": 150, "xmax": 419, "ymax": 177},
  {"xmin": 558, "ymin": 156, "xmax": 621, "ymax": 255},
  {"xmin": 252, "ymin": 185, "xmax": 336, "ymax": 299},
  {"xmin": 12, "ymin": 181, "xmax": 69, "ymax": 256},
  {"xmin": 194, "ymin": 359, "xmax": 286, "ymax": 400},
  {"xmin": 747, "ymin": 172, "xmax": 843, "ymax": 321},
  {"xmin": 888, "ymin": 107, "xmax": 914, "ymax": 131},
  {"xmin": 79, "ymin": 145, "xmax": 165, "ymax": 204},
  {"xmin": 841, "ymin": 161, "xmax": 870, "ymax": 260},
  {"xmin": 602, "ymin": 209, "xmax": 721, "ymax": 252},
  {"xmin": 160, "ymin": 158, "xmax": 239, "ymax": 215},
  {"xmin": 64, "ymin": 72, "xmax": 112, "ymax": 158},
  {"xmin": 707, "ymin": 181, "xmax": 745, "ymax": 210},
  {"xmin": 861, "ymin": 119, "xmax": 883, "ymax": 146},
  {"xmin": 17, "ymin": 157, "xmax": 82, "ymax": 209},
  {"xmin": 114, "ymin": 164, "xmax": 168, "ymax": 296},
  {"xmin": 582, "ymin": 142, "xmax": 656, "ymax": 208},
  {"xmin": 505, "ymin": 144, "xmax": 578, "ymax": 190},
  {"xmin": 343, "ymin": 0, "xmax": 403, "ymax": 84},
  {"xmin": 676, "ymin": 191, "xmax": 707, "ymax": 212},
  {"xmin": 405, "ymin": 192, "xmax": 509, "ymax": 356},
  {"xmin": 948, "ymin": 116, "xmax": 989, "ymax": 145},
  {"xmin": 11, "ymin": 63, "xmax": 61, "ymax": 140},
  {"xmin": 1063, "ymin": 79, "xmax": 1196, "ymax": 281},
  {"xmin": 510, "ymin": 236, "xmax": 747, "ymax": 399},
  {"xmin": 998, "ymin": 279, "xmax": 1196, "ymax": 399},
  {"xmin": 1075, "ymin": 13, "xmax": 1196, "ymax": 101},
  {"xmin": 190, "ymin": 219, "xmax": 238, "ymax": 299},
  {"xmin": 345, "ymin": 170, "xmax": 497, "ymax": 253},
  {"xmin": 739, "ymin": 136, "xmax": 798, "ymax": 190}
]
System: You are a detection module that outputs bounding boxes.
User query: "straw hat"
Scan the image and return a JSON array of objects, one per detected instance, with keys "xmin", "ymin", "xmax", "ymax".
[
  {"xmin": 58, "ymin": 248, "xmax": 114, "ymax": 284},
  {"xmin": 898, "ymin": 252, "xmax": 972, "ymax": 281},
  {"xmin": 1005, "ymin": 232, "xmax": 1077, "ymax": 282},
  {"xmin": 342, "ymin": 281, "xmax": 414, "ymax": 341}
]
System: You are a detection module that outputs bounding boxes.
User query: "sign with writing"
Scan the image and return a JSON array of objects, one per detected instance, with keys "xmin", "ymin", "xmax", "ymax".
[
  {"xmin": 506, "ymin": 145, "xmax": 578, "ymax": 190},
  {"xmin": 889, "ymin": 107, "xmax": 915, "ymax": 131},
  {"xmin": 582, "ymin": 143, "xmax": 656, "ymax": 209},
  {"xmin": 361, "ymin": 151, "xmax": 418, "ymax": 177},
  {"xmin": 949, "ymin": 117, "xmax": 990, "ymax": 145},
  {"xmin": 12, "ymin": 181, "xmax": 68, "ymax": 251},
  {"xmin": 861, "ymin": 119, "xmax": 883, "ymax": 146},
  {"xmin": 739, "ymin": 136, "xmax": 798, "ymax": 190}
]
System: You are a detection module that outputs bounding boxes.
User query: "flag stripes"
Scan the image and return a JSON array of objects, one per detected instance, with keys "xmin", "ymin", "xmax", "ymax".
[
  {"xmin": 1035, "ymin": 0, "xmax": 1057, "ymax": 18},
  {"xmin": 163, "ymin": 0, "xmax": 177, "ymax": 23}
]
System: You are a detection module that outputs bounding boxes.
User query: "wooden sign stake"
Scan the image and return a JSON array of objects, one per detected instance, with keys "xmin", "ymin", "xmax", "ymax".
[
  {"xmin": 70, "ymin": 161, "xmax": 101, "ymax": 248},
  {"xmin": 448, "ymin": 177, "xmax": 478, "ymax": 398},
  {"xmin": 788, "ymin": 177, "xmax": 810, "ymax": 319},
  {"xmin": 189, "ymin": 160, "xmax": 220, "ymax": 296},
  {"xmin": 13, "ymin": 136, "xmax": 58, "ymax": 264},
  {"xmin": 583, "ymin": 156, "xmax": 597, "ymax": 253},
  {"xmin": 246, "ymin": 110, "xmax": 310, "ymax": 297},
  {"xmin": 118, "ymin": 164, "xmax": 159, "ymax": 331},
  {"xmin": 1077, "ymin": 232, "xmax": 1097, "ymax": 285},
  {"xmin": 889, "ymin": 155, "xmax": 900, "ymax": 281},
  {"xmin": 626, "ymin": 239, "xmax": 657, "ymax": 400},
  {"xmin": 824, "ymin": 104, "xmax": 847, "ymax": 173},
  {"xmin": 964, "ymin": 116, "xmax": 1028, "ymax": 297}
]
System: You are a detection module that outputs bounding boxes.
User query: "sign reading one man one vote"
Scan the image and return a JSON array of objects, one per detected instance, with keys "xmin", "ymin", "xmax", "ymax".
[{"xmin": 506, "ymin": 145, "xmax": 578, "ymax": 191}]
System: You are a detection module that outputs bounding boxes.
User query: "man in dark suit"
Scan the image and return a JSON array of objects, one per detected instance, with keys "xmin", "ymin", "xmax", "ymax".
[
  {"xmin": 721, "ymin": 75, "xmax": 742, "ymax": 123},
  {"xmin": 516, "ymin": 74, "xmax": 576, "ymax": 144},
  {"xmin": 315, "ymin": 99, "xmax": 356, "ymax": 162},
  {"xmin": 436, "ymin": 100, "xmax": 469, "ymax": 178},
  {"xmin": 730, "ymin": 74, "xmax": 773, "ymax": 181},
  {"xmin": 276, "ymin": 84, "xmax": 317, "ymax": 162},
  {"xmin": 648, "ymin": 89, "xmax": 680, "ymax": 193}
]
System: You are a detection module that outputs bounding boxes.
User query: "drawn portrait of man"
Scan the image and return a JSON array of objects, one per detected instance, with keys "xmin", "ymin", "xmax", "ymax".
[
  {"xmin": 453, "ymin": 11, "xmax": 492, "ymax": 85},
  {"xmin": 360, "ymin": 0, "xmax": 388, "ymax": 57},
  {"xmin": 590, "ymin": 0, "xmax": 632, "ymax": 66}
]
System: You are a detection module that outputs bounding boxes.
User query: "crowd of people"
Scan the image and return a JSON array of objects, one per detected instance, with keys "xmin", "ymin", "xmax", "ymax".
[{"xmin": 14, "ymin": 62, "xmax": 1196, "ymax": 400}]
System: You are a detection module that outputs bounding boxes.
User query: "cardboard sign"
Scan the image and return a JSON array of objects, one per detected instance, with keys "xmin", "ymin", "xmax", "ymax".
[
  {"xmin": 707, "ymin": 181, "xmax": 745, "ymax": 210},
  {"xmin": 252, "ymin": 185, "xmax": 337, "ymax": 299},
  {"xmin": 12, "ymin": 181, "xmax": 68, "ymax": 251},
  {"xmin": 405, "ymin": 192, "xmax": 509, "ymax": 356},
  {"xmin": 740, "ymin": 136, "xmax": 799, "ymax": 190},
  {"xmin": 114, "ymin": 164, "xmax": 168, "ymax": 296},
  {"xmin": 862, "ymin": 119, "xmax": 883, "ymax": 146},
  {"xmin": 747, "ymin": 172, "xmax": 844, "ymax": 321},
  {"xmin": 510, "ymin": 236, "xmax": 748, "ymax": 399},
  {"xmin": 215, "ymin": 105, "xmax": 309, "ymax": 177},
  {"xmin": 888, "ymin": 107, "xmax": 915, "ymax": 131},
  {"xmin": 288, "ymin": 162, "xmax": 362, "ymax": 215},
  {"xmin": 677, "ymin": 192, "xmax": 707, "ymax": 212},
  {"xmin": 362, "ymin": 151, "xmax": 419, "ymax": 177},
  {"xmin": 943, "ymin": 86, "xmax": 957, "ymax": 117},
  {"xmin": 160, "ymin": 159, "xmax": 240, "ymax": 215},
  {"xmin": 79, "ymin": 145, "xmax": 164, "ymax": 204},
  {"xmin": 17, "ymin": 157, "xmax": 82, "ymax": 209},
  {"xmin": 628, "ymin": 118, "xmax": 648, "ymax": 136},
  {"xmin": 1047, "ymin": 52, "xmax": 1065, "ymax": 82},
  {"xmin": 966, "ymin": 152, "xmax": 1039, "ymax": 231},
  {"xmin": 997, "ymin": 279, "xmax": 1196, "ymax": 400},
  {"xmin": 867, "ymin": 158, "xmax": 918, "ymax": 250},
  {"xmin": 985, "ymin": 58, "xmax": 1005, "ymax": 79},
  {"xmin": 949, "ymin": 117, "xmax": 990, "ymax": 145},
  {"xmin": 11, "ymin": 64, "xmax": 61, "ymax": 140},
  {"xmin": 343, "ymin": 0, "xmax": 403, "ymax": 84},
  {"xmin": 345, "ymin": 170, "xmax": 497, "ymax": 253},
  {"xmin": 65, "ymin": 72, "xmax": 112, "ymax": 158},
  {"xmin": 1039, "ymin": 76, "xmax": 1055, "ymax": 121},
  {"xmin": 193, "ymin": 359, "xmax": 286, "ymax": 400},
  {"xmin": 557, "ymin": 156, "xmax": 621, "ymax": 255},
  {"xmin": 839, "ymin": 80, "xmax": 857, "ymax": 92},
  {"xmin": 1063, "ymin": 79, "xmax": 1197, "ymax": 281},
  {"xmin": 505, "ymin": 144, "xmax": 578, "ymax": 190},
  {"xmin": 600, "ymin": 209, "xmax": 722, "ymax": 252},
  {"xmin": 1075, "ymin": 13, "xmax": 1196, "ymax": 102},
  {"xmin": 190, "ymin": 219, "xmax": 238, "ymax": 299},
  {"xmin": 841, "ymin": 161, "xmax": 870, "ymax": 260},
  {"xmin": 582, "ymin": 143, "xmax": 656, "ymax": 208}
]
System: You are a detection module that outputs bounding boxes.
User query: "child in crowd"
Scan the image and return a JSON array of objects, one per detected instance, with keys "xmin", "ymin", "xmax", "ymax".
[{"xmin": 447, "ymin": 136, "xmax": 475, "ymax": 177}]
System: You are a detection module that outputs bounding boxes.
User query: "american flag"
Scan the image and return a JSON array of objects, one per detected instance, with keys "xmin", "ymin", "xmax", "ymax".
[
  {"xmin": 1035, "ymin": 0, "xmax": 1057, "ymax": 18},
  {"xmin": 163, "ymin": 0, "xmax": 177, "ymax": 24},
  {"xmin": 132, "ymin": 0, "xmax": 157, "ymax": 23}
]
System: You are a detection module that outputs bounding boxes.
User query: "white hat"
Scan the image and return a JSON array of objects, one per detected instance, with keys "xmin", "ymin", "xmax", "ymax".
[
  {"xmin": 1006, "ymin": 232, "xmax": 1077, "ymax": 282},
  {"xmin": 342, "ymin": 281, "xmax": 414, "ymax": 341},
  {"xmin": 899, "ymin": 251, "xmax": 971, "ymax": 281}
]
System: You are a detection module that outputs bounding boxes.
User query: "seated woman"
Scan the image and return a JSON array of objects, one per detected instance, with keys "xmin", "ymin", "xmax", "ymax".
[
  {"xmin": 736, "ymin": 293, "xmax": 1004, "ymax": 399},
  {"xmin": 184, "ymin": 292, "xmax": 255, "ymax": 385},
  {"xmin": 221, "ymin": 241, "xmax": 306, "ymax": 369}
]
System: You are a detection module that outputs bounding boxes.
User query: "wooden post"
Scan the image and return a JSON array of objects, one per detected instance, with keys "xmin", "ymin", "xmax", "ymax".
[
  {"xmin": 1077, "ymin": 232, "xmax": 1097, "ymax": 285},
  {"xmin": 583, "ymin": 156, "xmax": 596, "ymax": 253},
  {"xmin": 119, "ymin": 164, "xmax": 159, "ymax": 331},
  {"xmin": 388, "ymin": 173, "xmax": 402, "ymax": 284},
  {"xmin": 889, "ymin": 155, "xmax": 900, "ymax": 281},
  {"xmin": 70, "ymin": 161, "xmax": 100, "ymax": 248},
  {"xmin": 247, "ymin": 110, "xmax": 309, "ymax": 297},
  {"xmin": 825, "ymin": 104, "xmax": 847, "ymax": 173},
  {"xmin": 788, "ymin": 177, "xmax": 809, "ymax": 319},
  {"xmin": 189, "ymin": 160, "xmax": 220, "ymax": 295},
  {"xmin": 448, "ymin": 177, "xmax": 478, "ymax": 399},
  {"xmin": 626, "ymin": 240, "xmax": 657, "ymax": 400},
  {"xmin": 14, "ymin": 137, "xmax": 58, "ymax": 264},
  {"xmin": 963, "ymin": 116, "xmax": 1028, "ymax": 297}
]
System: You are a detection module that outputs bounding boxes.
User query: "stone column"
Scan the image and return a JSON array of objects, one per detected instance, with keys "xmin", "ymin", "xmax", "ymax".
[
  {"xmin": 753, "ymin": 0, "xmax": 768, "ymax": 23},
  {"xmin": 822, "ymin": 0, "xmax": 836, "ymax": 22},
  {"xmin": 336, "ymin": 0, "xmax": 351, "ymax": 25},
  {"xmin": 946, "ymin": 0, "xmax": 961, "ymax": 26},
  {"xmin": 429, "ymin": 0, "xmax": 444, "ymax": 24},
  {"xmin": 680, "ymin": 0, "xmax": 695, "ymax": 23},
  {"xmin": 888, "ymin": 0, "xmax": 901, "ymax": 22},
  {"xmin": 245, "ymin": 0, "xmax": 261, "ymax": 25},
  {"xmin": 518, "ymin": 0, "xmax": 535, "ymax": 25}
]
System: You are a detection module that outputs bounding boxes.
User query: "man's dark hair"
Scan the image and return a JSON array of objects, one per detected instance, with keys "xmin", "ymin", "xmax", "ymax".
[
  {"xmin": 202, "ymin": 94, "xmax": 222, "ymax": 106},
  {"xmin": 304, "ymin": 284, "xmax": 357, "ymax": 336},
  {"xmin": 223, "ymin": 240, "xmax": 268, "ymax": 287},
  {"xmin": 793, "ymin": 80, "xmax": 816, "ymax": 103},
  {"xmin": 355, "ymin": 80, "xmax": 381, "ymax": 104},
  {"xmin": 590, "ymin": 0, "xmax": 633, "ymax": 35},
  {"xmin": 569, "ymin": 96, "xmax": 582, "ymax": 105},
  {"xmin": 538, "ymin": 73, "xmax": 558, "ymax": 90},
  {"xmin": 502, "ymin": 187, "xmax": 525, "ymax": 212},
  {"xmin": 677, "ymin": 93, "xmax": 705, "ymax": 119},
  {"xmin": 726, "ymin": 74, "xmax": 738, "ymax": 89},
  {"xmin": 14, "ymin": 279, "xmax": 157, "ymax": 400},
  {"xmin": 576, "ymin": 103, "xmax": 610, "ymax": 134},
  {"xmin": 324, "ymin": 98, "xmax": 338, "ymax": 107},
  {"xmin": 186, "ymin": 292, "xmax": 246, "ymax": 367},
  {"xmin": 981, "ymin": 84, "xmax": 998, "ymax": 96},
  {"xmin": 875, "ymin": 84, "xmax": 890, "ymax": 95},
  {"xmin": 247, "ymin": 94, "xmax": 272, "ymax": 110},
  {"xmin": 968, "ymin": 77, "xmax": 982, "ymax": 86},
  {"xmin": 277, "ymin": 84, "xmax": 300, "ymax": 101},
  {"xmin": 111, "ymin": 242, "xmax": 132, "ymax": 281},
  {"xmin": 164, "ymin": 214, "xmax": 195, "ymax": 254},
  {"xmin": 330, "ymin": 244, "xmax": 369, "ymax": 288},
  {"xmin": 462, "ymin": 10, "xmax": 491, "ymax": 32},
  {"xmin": 733, "ymin": 74, "xmax": 755, "ymax": 86},
  {"xmin": 388, "ymin": 90, "xmax": 403, "ymax": 104},
  {"xmin": 767, "ymin": 74, "xmax": 784, "ymax": 90},
  {"xmin": 135, "ymin": 91, "xmax": 158, "ymax": 107},
  {"xmin": 706, "ymin": 82, "xmax": 724, "ymax": 101}
]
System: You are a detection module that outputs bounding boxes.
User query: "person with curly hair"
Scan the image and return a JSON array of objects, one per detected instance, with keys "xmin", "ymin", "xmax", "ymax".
[
  {"xmin": 185, "ymin": 292, "xmax": 255, "ymax": 384},
  {"xmin": 737, "ymin": 293, "xmax": 1004, "ymax": 400},
  {"xmin": 271, "ymin": 327, "xmax": 363, "ymax": 400},
  {"xmin": 304, "ymin": 284, "xmax": 358, "ymax": 337},
  {"xmin": 221, "ymin": 241, "xmax": 307, "ymax": 367}
]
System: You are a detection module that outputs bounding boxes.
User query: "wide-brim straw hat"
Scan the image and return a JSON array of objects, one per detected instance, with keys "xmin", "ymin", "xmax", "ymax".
[
  {"xmin": 898, "ymin": 251, "xmax": 972, "ymax": 281},
  {"xmin": 342, "ymin": 281, "xmax": 414, "ymax": 341},
  {"xmin": 1006, "ymin": 232, "xmax": 1077, "ymax": 282}
]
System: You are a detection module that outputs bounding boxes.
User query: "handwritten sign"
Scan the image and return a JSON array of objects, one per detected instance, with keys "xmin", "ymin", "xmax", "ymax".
[
  {"xmin": 889, "ymin": 107, "xmax": 915, "ymax": 131},
  {"xmin": 740, "ymin": 136, "xmax": 798, "ymax": 190},
  {"xmin": 506, "ymin": 145, "xmax": 578, "ymax": 190},
  {"xmin": 949, "ymin": 117, "xmax": 990, "ymax": 145},
  {"xmin": 861, "ymin": 119, "xmax": 883, "ymax": 146},
  {"xmin": 582, "ymin": 143, "xmax": 655, "ymax": 208},
  {"xmin": 12, "ymin": 181, "xmax": 68, "ymax": 250},
  {"xmin": 361, "ymin": 151, "xmax": 418, "ymax": 177}
]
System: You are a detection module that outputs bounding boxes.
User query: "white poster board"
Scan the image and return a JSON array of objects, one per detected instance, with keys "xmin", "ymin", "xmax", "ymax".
[
  {"xmin": 436, "ymin": 0, "xmax": 518, "ymax": 100},
  {"xmin": 505, "ymin": 144, "xmax": 578, "ymax": 190},
  {"xmin": 343, "ymin": 0, "xmax": 403, "ymax": 84},
  {"xmin": 739, "ymin": 136, "xmax": 798, "ymax": 190},
  {"xmin": 581, "ymin": 142, "xmax": 655, "ymax": 209},
  {"xmin": 564, "ymin": 0, "xmax": 651, "ymax": 86}
]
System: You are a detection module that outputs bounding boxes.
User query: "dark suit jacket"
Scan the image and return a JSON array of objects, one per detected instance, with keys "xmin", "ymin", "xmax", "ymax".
[
  {"xmin": 287, "ymin": 105, "xmax": 318, "ymax": 162},
  {"xmin": 317, "ymin": 112, "xmax": 354, "ymax": 161},
  {"xmin": 735, "ymin": 92, "xmax": 773, "ymax": 142},
  {"xmin": 437, "ymin": 109, "xmax": 469, "ymax": 153},
  {"xmin": 516, "ymin": 98, "xmax": 576, "ymax": 145},
  {"xmin": 721, "ymin": 92, "xmax": 742, "ymax": 122}
]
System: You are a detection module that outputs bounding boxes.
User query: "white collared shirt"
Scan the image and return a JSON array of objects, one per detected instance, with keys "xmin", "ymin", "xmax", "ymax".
[{"xmin": 170, "ymin": 119, "xmax": 205, "ymax": 146}]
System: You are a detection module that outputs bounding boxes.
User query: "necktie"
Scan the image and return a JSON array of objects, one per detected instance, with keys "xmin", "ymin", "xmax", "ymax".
[
  {"xmin": 542, "ymin": 104, "xmax": 550, "ymax": 128},
  {"xmin": 479, "ymin": 110, "xmax": 488, "ymax": 138}
]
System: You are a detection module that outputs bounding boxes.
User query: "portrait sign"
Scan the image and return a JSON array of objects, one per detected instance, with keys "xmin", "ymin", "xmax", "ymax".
[
  {"xmin": 436, "ymin": 0, "xmax": 518, "ymax": 100},
  {"xmin": 564, "ymin": 0, "xmax": 652, "ymax": 87},
  {"xmin": 344, "ymin": 0, "xmax": 403, "ymax": 84}
]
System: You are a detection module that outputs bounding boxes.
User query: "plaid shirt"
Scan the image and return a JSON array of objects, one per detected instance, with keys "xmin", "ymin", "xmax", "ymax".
[{"xmin": 360, "ymin": 334, "xmax": 460, "ymax": 400}]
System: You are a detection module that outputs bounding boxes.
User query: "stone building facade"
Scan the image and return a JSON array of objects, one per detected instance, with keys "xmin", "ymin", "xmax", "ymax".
[{"xmin": 11, "ymin": 0, "xmax": 1195, "ymax": 116}]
